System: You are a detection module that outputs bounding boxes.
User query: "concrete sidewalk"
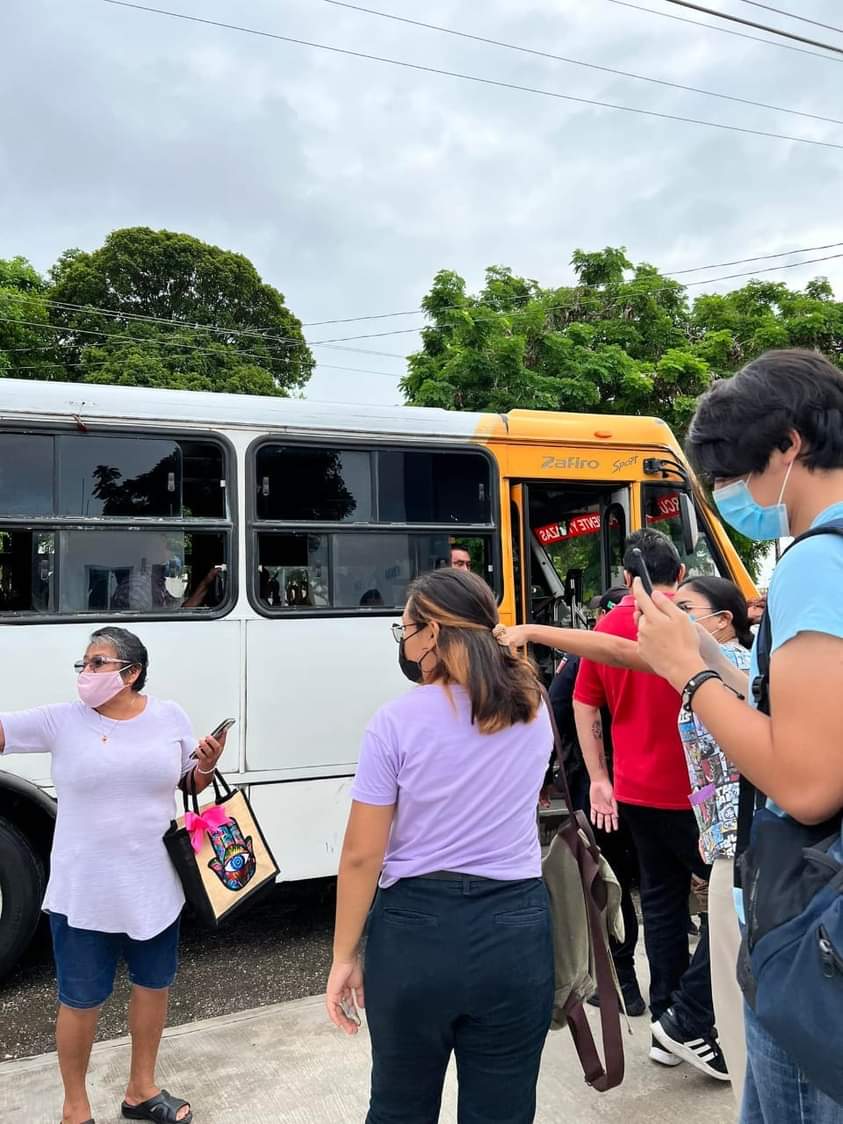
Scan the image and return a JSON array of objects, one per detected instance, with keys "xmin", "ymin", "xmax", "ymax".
[{"xmin": 0, "ymin": 992, "xmax": 736, "ymax": 1124}]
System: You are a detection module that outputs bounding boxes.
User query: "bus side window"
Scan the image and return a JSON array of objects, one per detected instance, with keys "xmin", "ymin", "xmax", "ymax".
[
  {"xmin": 0, "ymin": 531, "xmax": 54, "ymax": 613},
  {"xmin": 0, "ymin": 431, "xmax": 232, "ymax": 619},
  {"xmin": 0, "ymin": 435, "xmax": 54, "ymax": 516},
  {"xmin": 251, "ymin": 442, "xmax": 498, "ymax": 614}
]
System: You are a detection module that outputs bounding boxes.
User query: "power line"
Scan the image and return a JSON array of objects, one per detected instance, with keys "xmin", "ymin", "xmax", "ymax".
[
  {"xmin": 38, "ymin": 298, "xmax": 305, "ymax": 346},
  {"xmin": 314, "ymin": 0, "xmax": 843, "ymax": 128},
  {"xmin": 734, "ymin": 1, "xmax": 843, "ymax": 35},
  {"xmin": 101, "ymin": 1, "xmax": 843, "ymax": 151},
  {"xmin": 0, "ymin": 315, "xmax": 313, "ymax": 365},
  {"xmin": 298, "ymin": 241, "xmax": 843, "ymax": 325},
  {"xmin": 5, "ymin": 244, "xmax": 841, "ymax": 355},
  {"xmin": 305, "ymin": 251, "xmax": 843, "ymax": 344},
  {"xmin": 603, "ymin": 0, "xmax": 843, "ymax": 63},
  {"xmin": 0, "ymin": 292, "xmax": 408, "ymax": 359},
  {"xmin": 663, "ymin": 241, "xmax": 843, "ymax": 274},
  {"xmin": 8, "ymin": 357, "xmax": 405, "ymax": 379},
  {"xmin": 660, "ymin": 0, "xmax": 843, "ymax": 55},
  {"xmin": 5, "ymin": 247, "xmax": 840, "ymax": 371},
  {"xmin": 683, "ymin": 250, "xmax": 843, "ymax": 286}
]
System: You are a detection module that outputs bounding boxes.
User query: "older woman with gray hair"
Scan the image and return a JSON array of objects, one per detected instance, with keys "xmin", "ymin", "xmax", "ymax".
[{"xmin": 0, "ymin": 626, "xmax": 226, "ymax": 1124}]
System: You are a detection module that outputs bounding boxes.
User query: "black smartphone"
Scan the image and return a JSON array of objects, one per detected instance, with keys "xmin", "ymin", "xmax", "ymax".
[{"xmin": 630, "ymin": 547, "xmax": 654, "ymax": 597}]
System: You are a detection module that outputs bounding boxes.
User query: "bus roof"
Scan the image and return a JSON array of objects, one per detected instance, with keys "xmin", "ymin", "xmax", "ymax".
[{"xmin": 0, "ymin": 378, "xmax": 678, "ymax": 449}]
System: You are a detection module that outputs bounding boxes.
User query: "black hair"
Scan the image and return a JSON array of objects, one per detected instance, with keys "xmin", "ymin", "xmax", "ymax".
[
  {"xmin": 679, "ymin": 575, "xmax": 754, "ymax": 649},
  {"xmin": 598, "ymin": 586, "xmax": 629, "ymax": 612},
  {"xmin": 406, "ymin": 568, "xmax": 540, "ymax": 733},
  {"xmin": 89, "ymin": 627, "xmax": 149, "ymax": 691},
  {"xmin": 686, "ymin": 349, "xmax": 843, "ymax": 483},
  {"xmin": 360, "ymin": 589, "xmax": 384, "ymax": 607},
  {"xmin": 623, "ymin": 529, "xmax": 682, "ymax": 587}
]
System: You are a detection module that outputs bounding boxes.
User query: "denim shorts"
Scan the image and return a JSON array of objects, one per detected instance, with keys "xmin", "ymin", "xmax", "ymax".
[{"xmin": 49, "ymin": 913, "xmax": 181, "ymax": 1010}]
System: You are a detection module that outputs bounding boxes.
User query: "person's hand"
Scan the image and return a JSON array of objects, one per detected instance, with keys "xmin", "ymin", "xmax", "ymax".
[
  {"xmin": 632, "ymin": 580, "xmax": 705, "ymax": 691},
  {"xmin": 193, "ymin": 730, "xmax": 227, "ymax": 773},
  {"xmin": 695, "ymin": 621, "xmax": 724, "ymax": 670},
  {"xmin": 590, "ymin": 777, "xmax": 618, "ymax": 833},
  {"xmin": 498, "ymin": 624, "xmax": 534, "ymax": 649},
  {"xmin": 326, "ymin": 958, "xmax": 365, "ymax": 1035}
]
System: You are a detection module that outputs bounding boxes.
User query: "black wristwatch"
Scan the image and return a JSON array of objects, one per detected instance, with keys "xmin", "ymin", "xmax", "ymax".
[{"xmin": 681, "ymin": 669, "xmax": 723, "ymax": 712}]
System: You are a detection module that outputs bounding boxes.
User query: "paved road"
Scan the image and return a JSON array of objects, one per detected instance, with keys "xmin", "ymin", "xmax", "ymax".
[{"xmin": 0, "ymin": 879, "xmax": 336, "ymax": 1061}]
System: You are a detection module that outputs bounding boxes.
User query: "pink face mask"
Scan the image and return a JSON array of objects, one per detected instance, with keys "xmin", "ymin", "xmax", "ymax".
[{"xmin": 77, "ymin": 669, "xmax": 127, "ymax": 708}]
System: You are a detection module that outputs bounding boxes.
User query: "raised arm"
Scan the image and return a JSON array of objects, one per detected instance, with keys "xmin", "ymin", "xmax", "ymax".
[
  {"xmin": 503, "ymin": 623, "xmax": 649, "ymax": 672},
  {"xmin": 634, "ymin": 585, "xmax": 843, "ymax": 825}
]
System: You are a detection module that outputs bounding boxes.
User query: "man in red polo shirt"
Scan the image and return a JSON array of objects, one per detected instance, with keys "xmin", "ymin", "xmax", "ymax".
[{"xmin": 574, "ymin": 529, "xmax": 727, "ymax": 1082}]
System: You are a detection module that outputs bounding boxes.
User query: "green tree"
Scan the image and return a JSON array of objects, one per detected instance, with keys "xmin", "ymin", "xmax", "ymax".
[
  {"xmin": 402, "ymin": 250, "xmax": 709, "ymax": 436},
  {"xmin": 22, "ymin": 227, "xmax": 313, "ymax": 395},
  {"xmin": 0, "ymin": 257, "xmax": 60, "ymax": 380},
  {"xmin": 404, "ymin": 248, "xmax": 843, "ymax": 579}
]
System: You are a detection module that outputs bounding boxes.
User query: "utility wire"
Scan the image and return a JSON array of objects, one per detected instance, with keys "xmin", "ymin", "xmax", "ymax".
[
  {"xmin": 5, "ymin": 242, "xmax": 840, "ymax": 369},
  {"xmin": 8, "ymin": 357, "xmax": 405, "ymax": 379},
  {"xmin": 0, "ymin": 315, "xmax": 311, "ymax": 365},
  {"xmin": 301, "ymin": 242, "xmax": 843, "ymax": 323},
  {"xmin": 603, "ymin": 0, "xmax": 843, "ymax": 63},
  {"xmin": 314, "ymin": 0, "xmax": 843, "ymax": 127},
  {"xmin": 12, "ymin": 236, "xmax": 843, "ymax": 333},
  {"xmin": 303, "ymin": 252, "xmax": 843, "ymax": 343},
  {"xmin": 0, "ymin": 294, "xmax": 407, "ymax": 358},
  {"xmin": 5, "ymin": 245, "xmax": 841, "ymax": 352},
  {"xmin": 669, "ymin": 241, "xmax": 843, "ymax": 274},
  {"xmin": 101, "ymin": 1, "xmax": 843, "ymax": 151},
  {"xmin": 660, "ymin": 0, "xmax": 843, "ymax": 55},
  {"xmin": 734, "ymin": 1, "xmax": 843, "ymax": 36}
]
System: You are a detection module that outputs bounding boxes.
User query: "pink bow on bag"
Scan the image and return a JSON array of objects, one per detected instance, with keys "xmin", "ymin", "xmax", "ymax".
[{"xmin": 184, "ymin": 806, "xmax": 232, "ymax": 853}]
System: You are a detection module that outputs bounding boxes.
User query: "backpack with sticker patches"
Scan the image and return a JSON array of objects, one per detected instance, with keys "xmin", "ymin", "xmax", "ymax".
[{"xmin": 736, "ymin": 520, "xmax": 843, "ymax": 1105}]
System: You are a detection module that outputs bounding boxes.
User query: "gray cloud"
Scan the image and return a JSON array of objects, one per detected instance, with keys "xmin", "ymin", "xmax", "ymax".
[{"xmin": 2, "ymin": 0, "xmax": 841, "ymax": 405}]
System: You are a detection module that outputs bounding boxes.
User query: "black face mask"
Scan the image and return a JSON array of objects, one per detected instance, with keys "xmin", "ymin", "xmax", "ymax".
[{"xmin": 398, "ymin": 638, "xmax": 424, "ymax": 683}]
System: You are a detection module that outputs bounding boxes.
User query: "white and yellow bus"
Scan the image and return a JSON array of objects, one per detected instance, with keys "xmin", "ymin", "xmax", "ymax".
[{"xmin": 0, "ymin": 377, "xmax": 752, "ymax": 975}]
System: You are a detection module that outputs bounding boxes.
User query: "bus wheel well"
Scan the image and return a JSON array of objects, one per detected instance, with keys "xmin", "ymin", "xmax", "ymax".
[{"xmin": 0, "ymin": 784, "xmax": 55, "ymax": 871}]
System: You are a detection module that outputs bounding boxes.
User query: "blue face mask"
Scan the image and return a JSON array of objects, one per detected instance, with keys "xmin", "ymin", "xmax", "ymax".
[{"xmin": 713, "ymin": 462, "xmax": 793, "ymax": 542}]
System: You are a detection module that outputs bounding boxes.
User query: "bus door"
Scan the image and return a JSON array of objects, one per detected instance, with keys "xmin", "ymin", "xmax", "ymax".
[{"xmin": 509, "ymin": 479, "xmax": 630, "ymax": 677}]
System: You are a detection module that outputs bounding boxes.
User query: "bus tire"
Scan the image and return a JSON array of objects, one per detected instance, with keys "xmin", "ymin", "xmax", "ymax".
[{"xmin": 0, "ymin": 818, "xmax": 45, "ymax": 980}]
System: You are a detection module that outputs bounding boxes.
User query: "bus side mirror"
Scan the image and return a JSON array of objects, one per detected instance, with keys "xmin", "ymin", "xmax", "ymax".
[{"xmin": 679, "ymin": 494, "xmax": 698, "ymax": 557}]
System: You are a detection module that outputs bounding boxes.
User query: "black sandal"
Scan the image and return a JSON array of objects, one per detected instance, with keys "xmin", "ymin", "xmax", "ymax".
[{"xmin": 121, "ymin": 1090, "xmax": 192, "ymax": 1123}]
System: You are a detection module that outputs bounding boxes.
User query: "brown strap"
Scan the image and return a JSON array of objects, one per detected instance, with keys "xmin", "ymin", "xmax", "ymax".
[{"xmin": 540, "ymin": 685, "xmax": 625, "ymax": 1092}]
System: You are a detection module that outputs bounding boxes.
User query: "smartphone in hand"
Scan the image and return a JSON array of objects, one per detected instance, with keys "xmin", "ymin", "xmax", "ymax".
[
  {"xmin": 630, "ymin": 548, "xmax": 654, "ymax": 597},
  {"xmin": 210, "ymin": 718, "xmax": 236, "ymax": 741},
  {"xmin": 191, "ymin": 718, "xmax": 235, "ymax": 759}
]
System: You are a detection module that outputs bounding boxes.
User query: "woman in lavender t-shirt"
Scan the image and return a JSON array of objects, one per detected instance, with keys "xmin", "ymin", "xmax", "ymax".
[
  {"xmin": 0, "ymin": 626, "xmax": 226, "ymax": 1124},
  {"xmin": 325, "ymin": 569, "xmax": 555, "ymax": 1123}
]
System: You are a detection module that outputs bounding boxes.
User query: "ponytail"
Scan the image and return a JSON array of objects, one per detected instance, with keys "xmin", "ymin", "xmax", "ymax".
[{"xmin": 406, "ymin": 569, "xmax": 541, "ymax": 734}]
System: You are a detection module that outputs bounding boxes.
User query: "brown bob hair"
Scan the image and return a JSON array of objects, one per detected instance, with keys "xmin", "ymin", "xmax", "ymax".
[{"xmin": 405, "ymin": 568, "xmax": 541, "ymax": 734}]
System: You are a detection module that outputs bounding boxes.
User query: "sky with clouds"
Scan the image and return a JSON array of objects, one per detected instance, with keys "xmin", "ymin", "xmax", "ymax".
[{"xmin": 2, "ymin": 0, "xmax": 842, "ymax": 407}]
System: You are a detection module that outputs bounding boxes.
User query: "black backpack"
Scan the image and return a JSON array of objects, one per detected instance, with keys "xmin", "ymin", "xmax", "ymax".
[{"xmin": 736, "ymin": 520, "xmax": 843, "ymax": 1104}]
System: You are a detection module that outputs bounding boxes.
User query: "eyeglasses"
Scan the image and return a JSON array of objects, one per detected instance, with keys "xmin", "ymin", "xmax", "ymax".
[
  {"xmin": 73, "ymin": 656, "xmax": 132, "ymax": 673},
  {"xmin": 390, "ymin": 623, "xmax": 423, "ymax": 644}
]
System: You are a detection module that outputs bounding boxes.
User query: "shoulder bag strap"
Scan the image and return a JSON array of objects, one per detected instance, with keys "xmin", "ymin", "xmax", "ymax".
[
  {"xmin": 539, "ymin": 685, "xmax": 625, "ymax": 1091},
  {"xmin": 736, "ymin": 519, "xmax": 843, "ymax": 876},
  {"xmin": 211, "ymin": 768, "xmax": 235, "ymax": 803},
  {"xmin": 184, "ymin": 765, "xmax": 201, "ymax": 816}
]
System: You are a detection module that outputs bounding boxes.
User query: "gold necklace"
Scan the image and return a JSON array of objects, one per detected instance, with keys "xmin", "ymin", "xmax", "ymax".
[
  {"xmin": 96, "ymin": 699, "xmax": 143, "ymax": 742},
  {"xmin": 97, "ymin": 712, "xmax": 116, "ymax": 743}
]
